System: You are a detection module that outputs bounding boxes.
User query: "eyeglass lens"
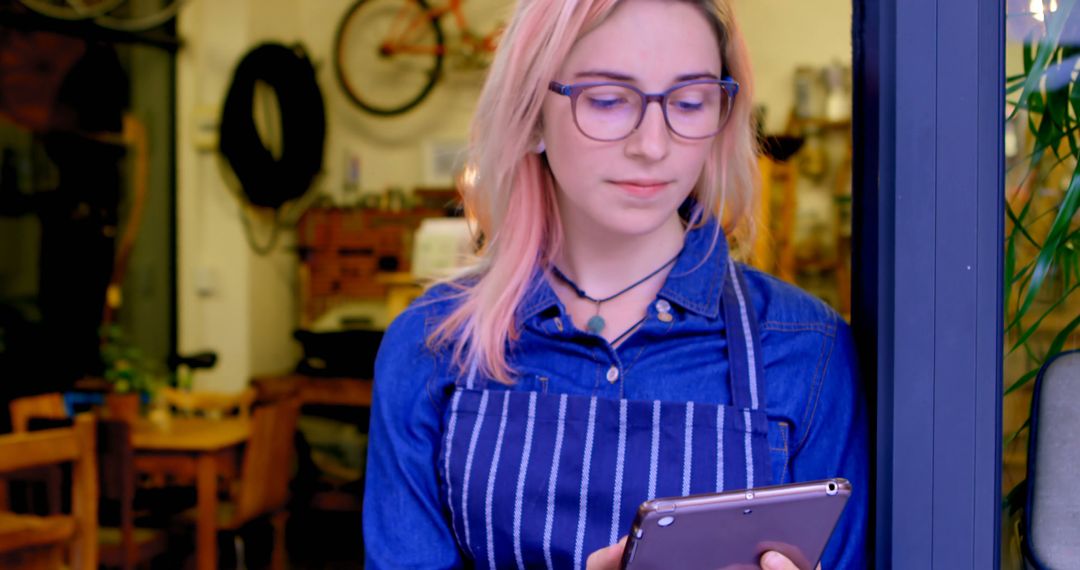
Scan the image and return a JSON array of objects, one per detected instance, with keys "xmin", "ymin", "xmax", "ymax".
[{"xmin": 573, "ymin": 83, "xmax": 733, "ymax": 141}]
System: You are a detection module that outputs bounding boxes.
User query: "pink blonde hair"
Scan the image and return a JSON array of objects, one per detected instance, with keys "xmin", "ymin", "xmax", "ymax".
[{"xmin": 430, "ymin": 0, "xmax": 760, "ymax": 384}]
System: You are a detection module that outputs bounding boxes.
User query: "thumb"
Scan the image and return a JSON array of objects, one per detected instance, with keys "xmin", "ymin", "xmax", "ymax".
[{"xmin": 586, "ymin": 535, "xmax": 628, "ymax": 570}]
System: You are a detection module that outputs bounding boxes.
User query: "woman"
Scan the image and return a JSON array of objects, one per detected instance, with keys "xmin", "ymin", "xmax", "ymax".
[{"xmin": 363, "ymin": 0, "xmax": 868, "ymax": 567}]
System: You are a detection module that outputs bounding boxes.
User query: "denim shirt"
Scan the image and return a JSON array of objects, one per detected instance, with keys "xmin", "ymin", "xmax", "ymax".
[{"xmin": 364, "ymin": 219, "xmax": 869, "ymax": 569}]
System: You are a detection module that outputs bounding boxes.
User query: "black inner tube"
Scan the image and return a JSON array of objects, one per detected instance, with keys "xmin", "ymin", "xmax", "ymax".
[{"xmin": 219, "ymin": 43, "xmax": 325, "ymax": 209}]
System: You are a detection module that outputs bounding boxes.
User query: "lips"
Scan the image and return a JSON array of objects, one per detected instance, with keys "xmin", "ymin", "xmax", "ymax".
[{"xmin": 609, "ymin": 179, "xmax": 671, "ymax": 198}]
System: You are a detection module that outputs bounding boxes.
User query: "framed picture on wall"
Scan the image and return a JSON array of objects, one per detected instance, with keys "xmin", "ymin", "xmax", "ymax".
[{"xmin": 423, "ymin": 138, "xmax": 468, "ymax": 187}]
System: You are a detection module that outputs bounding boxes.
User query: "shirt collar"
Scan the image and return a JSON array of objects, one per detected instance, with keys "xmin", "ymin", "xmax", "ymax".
[
  {"xmin": 657, "ymin": 216, "xmax": 728, "ymax": 319},
  {"xmin": 516, "ymin": 216, "xmax": 730, "ymax": 322}
]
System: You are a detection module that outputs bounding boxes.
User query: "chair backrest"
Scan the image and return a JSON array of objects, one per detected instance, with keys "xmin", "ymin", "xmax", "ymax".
[
  {"xmin": 160, "ymin": 387, "xmax": 256, "ymax": 419},
  {"xmin": 95, "ymin": 419, "xmax": 138, "ymax": 569},
  {"xmin": 0, "ymin": 414, "xmax": 98, "ymax": 568},
  {"xmin": 9, "ymin": 393, "xmax": 68, "ymax": 434},
  {"xmin": 234, "ymin": 397, "xmax": 301, "ymax": 524},
  {"xmin": 1024, "ymin": 350, "xmax": 1080, "ymax": 569}
]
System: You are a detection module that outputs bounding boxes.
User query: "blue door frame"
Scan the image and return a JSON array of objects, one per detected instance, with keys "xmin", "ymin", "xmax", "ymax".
[{"xmin": 853, "ymin": 0, "xmax": 1004, "ymax": 567}]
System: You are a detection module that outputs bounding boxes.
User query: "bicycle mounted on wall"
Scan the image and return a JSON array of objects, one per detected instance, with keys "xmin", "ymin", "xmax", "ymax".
[{"xmin": 333, "ymin": 0, "xmax": 504, "ymax": 116}]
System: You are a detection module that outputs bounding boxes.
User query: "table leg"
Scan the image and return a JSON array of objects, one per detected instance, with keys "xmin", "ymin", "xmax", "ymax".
[{"xmin": 196, "ymin": 453, "xmax": 218, "ymax": 570}]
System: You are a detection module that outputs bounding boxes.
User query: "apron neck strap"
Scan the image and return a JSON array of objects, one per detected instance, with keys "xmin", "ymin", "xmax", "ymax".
[
  {"xmin": 721, "ymin": 259, "xmax": 766, "ymax": 411},
  {"xmin": 462, "ymin": 357, "xmax": 480, "ymax": 390}
]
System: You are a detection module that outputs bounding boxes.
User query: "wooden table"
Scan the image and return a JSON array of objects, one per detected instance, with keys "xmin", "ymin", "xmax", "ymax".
[
  {"xmin": 132, "ymin": 417, "xmax": 250, "ymax": 570},
  {"xmin": 251, "ymin": 374, "xmax": 372, "ymax": 408}
]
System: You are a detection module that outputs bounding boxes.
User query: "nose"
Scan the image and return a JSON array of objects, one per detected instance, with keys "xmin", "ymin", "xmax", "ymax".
[{"xmin": 624, "ymin": 100, "xmax": 670, "ymax": 161}]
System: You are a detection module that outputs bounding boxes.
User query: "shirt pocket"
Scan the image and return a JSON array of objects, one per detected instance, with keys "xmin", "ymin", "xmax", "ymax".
[
  {"xmin": 518, "ymin": 374, "xmax": 550, "ymax": 394},
  {"xmin": 768, "ymin": 420, "xmax": 792, "ymax": 484},
  {"xmin": 484, "ymin": 372, "xmax": 550, "ymax": 395}
]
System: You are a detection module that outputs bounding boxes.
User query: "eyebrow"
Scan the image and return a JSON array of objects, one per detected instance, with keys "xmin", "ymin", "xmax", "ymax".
[{"xmin": 572, "ymin": 70, "xmax": 720, "ymax": 82}]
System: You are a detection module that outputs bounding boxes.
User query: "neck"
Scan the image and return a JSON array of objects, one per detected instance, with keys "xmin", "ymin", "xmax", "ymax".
[{"xmin": 555, "ymin": 210, "xmax": 686, "ymax": 299}]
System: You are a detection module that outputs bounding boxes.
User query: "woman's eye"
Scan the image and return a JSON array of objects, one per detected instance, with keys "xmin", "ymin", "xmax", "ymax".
[
  {"xmin": 586, "ymin": 95, "xmax": 628, "ymax": 110},
  {"xmin": 671, "ymin": 99, "xmax": 705, "ymax": 112}
]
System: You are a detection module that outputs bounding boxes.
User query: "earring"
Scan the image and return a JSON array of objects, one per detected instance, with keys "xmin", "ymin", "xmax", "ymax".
[{"xmin": 535, "ymin": 139, "xmax": 546, "ymax": 154}]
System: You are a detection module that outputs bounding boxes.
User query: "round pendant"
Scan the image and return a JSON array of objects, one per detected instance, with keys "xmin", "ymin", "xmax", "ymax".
[{"xmin": 587, "ymin": 315, "xmax": 606, "ymax": 334}]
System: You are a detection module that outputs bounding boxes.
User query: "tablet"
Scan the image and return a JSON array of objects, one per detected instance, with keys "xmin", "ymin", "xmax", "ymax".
[{"xmin": 620, "ymin": 478, "xmax": 851, "ymax": 570}]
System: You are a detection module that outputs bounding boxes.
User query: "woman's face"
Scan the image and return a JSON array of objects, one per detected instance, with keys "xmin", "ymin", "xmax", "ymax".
[{"xmin": 541, "ymin": 0, "xmax": 723, "ymax": 240}]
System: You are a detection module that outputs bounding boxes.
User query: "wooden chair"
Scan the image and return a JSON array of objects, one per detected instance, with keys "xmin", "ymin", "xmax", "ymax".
[
  {"xmin": 96, "ymin": 419, "xmax": 167, "ymax": 570},
  {"xmin": 0, "ymin": 414, "xmax": 97, "ymax": 569},
  {"xmin": 160, "ymin": 387, "xmax": 256, "ymax": 419},
  {"xmin": 9, "ymin": 393, "xmax": 68, "ymax": 434},
  {"xmin": 181, "ymin": 397, "xmax": 301, "ymax": 569},
  {"xmin": 4, "ymin": 393, "xmax": 70, "ymax": 514}
]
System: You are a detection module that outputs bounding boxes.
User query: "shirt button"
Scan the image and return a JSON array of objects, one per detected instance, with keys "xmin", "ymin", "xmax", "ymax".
[
  {"xmin": 554, "ymin": 317, "xmax": 564, "ymax": 332},
  {"xmin": 606, "ymin": 366, "xmax": 620, "ymax": 383},
  {"xmin": 655, "ymin": 299, "xmax": 672, "ymax": 313},
  {"xmin": 658, "ymin": 312, "xmax": 673, "ymax": 323}
]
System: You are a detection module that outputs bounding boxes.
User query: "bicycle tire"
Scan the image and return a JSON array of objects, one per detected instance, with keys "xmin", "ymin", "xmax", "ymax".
[
  {"xmin": 333, "ymin": 0, "xmax": 444, "ymax": 116},
  {"xmin": 94, "ymin": 0, "xmax": 186, "ymax": 32},
  {"xmin": 17, "ymin": 0, "xmax": 124, "ymax": 21}
]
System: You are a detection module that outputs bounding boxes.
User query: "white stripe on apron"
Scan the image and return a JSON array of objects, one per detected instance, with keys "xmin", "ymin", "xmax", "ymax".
[
  {"xmin": 648, "ymin": 400, "xmax": 661, "ymax": 500},
  {"xmin": 460, "ymin": 390, "xmax": 490, "ymax": 555},
  {"xmin": 573, "ymin": 397, "xmax": 599, "ymax": 569},
  {"xmin": 716, "ymin": 405, "xmax": 725, "ymax": 492},
  {"xmin": 543, "ymin": 394, "xmax": 569, "ymax": 570},
  {"xmin": 683, "ymin": 401, "xmax": 695, "ymax": 496},
  {"xmin": 513, "ymin": 391, "xmax": 538, "ymax": 570},
  {"xmin": 609, "ymin": 399, "xmax": 628, "ymax": 545},
  {"xmin": 728, "ymin": 261, "xmax": 760, "ymax": 410},
  {"xmin": 485, "ymin": 392, "xmax": 511, "ymax": 569},
  {"xmin": 445, "ymin": 390, "xmax": 465, "ymax": 545},
  {"xmin": 743, "ymin": 409, "xmax": 755, "ymax": 489}
]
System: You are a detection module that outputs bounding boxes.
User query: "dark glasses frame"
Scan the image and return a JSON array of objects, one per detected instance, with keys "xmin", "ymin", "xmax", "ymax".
[{"xmin": 547, "ymin": 77, "xmax": 740, "ymax": 142}]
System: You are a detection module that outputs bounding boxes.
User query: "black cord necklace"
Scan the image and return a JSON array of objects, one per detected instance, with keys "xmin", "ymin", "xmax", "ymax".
[
  {"xmin": 550, "ymin": 253, "xmax": 679, "ymax": 335},
  {"xmin": 611, "ymin": 315, "xmax": 647, "ymax": 347}
]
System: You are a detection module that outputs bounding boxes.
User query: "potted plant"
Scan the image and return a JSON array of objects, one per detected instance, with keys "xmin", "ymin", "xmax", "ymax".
[{"xmin": 100, "ymin": 325, "xmax": 163, "ymax": 423}]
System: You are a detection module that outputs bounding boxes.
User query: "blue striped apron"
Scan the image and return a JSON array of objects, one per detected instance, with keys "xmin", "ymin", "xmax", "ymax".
[{"xmin": 440, "ymin": 260, "xmax": 771, "ymax": 569}]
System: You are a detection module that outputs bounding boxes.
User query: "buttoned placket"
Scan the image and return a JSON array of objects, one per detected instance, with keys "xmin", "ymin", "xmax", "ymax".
[{"xmin": 528, "ymin": 296, "xmax": 685, "ymax": 399}]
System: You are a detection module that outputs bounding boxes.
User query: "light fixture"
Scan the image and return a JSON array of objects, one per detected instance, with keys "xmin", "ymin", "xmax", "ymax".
[{"xmin": 1031, "ymin": 0, "xmax": 1059, "ymax": 22}]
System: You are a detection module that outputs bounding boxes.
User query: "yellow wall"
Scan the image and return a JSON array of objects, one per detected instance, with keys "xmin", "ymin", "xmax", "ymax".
[
  {"xmin": 740, "ymin": 0, "xmax": 852, "ymax": 133},
  {"xmin": 175, "ymin": 0, "xmax": 851, "ymax": 391}
]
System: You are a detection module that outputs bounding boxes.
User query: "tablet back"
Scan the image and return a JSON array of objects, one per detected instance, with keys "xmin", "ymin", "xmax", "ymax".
[{"xmin": 621, "ymin": 478, "xmax": 851, "ymax": 570}]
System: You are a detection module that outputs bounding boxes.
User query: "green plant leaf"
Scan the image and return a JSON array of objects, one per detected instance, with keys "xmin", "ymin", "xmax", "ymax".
[
  {"xmin": 1002, "ymin": 479, "xmax": 1028, "ymax": 516},
  {"xmin": 1015, "ymin": 158, "xmax": 1080, "ymax": 325},
  {"xmin": 1004, "ymin": 367, "xmax": 1041, "ymax": 397},
  {"xmin": 1006, "ymin": 201, "xmax": 1041, "ymax": 250},
  {"xmin": 1017, "ymin": 0, "xmax": 1076, "ymax": 118},
  {"xmin": 1009, "ymin": 281, "xmax": 1080, "ymax": 353},
  {"xmin": 1005, "ymin": 417, "xmax": 1032, "ymax": 449},
  {"xmin": 1047, "ymin": 79, "xmax": 1075, "ymax": 155},
  {"xmin": 1006, "ymin": 232, "xmax": 1017, "ymax": 310},
  {"xmin": 1009, "ymin": 259, "xmax": 1035, "ymax": 288},
  {"xmin": 1045, "ymin": 311, "xmax": 1080, "ymax": 358}
]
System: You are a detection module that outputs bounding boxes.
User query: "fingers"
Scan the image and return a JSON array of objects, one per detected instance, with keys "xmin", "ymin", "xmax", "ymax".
[
  {"xmin": 586, "ymin": 536, "xmax": 628, "ymax": 570},
  {"xmin": 760, "ymin": 551, "xmax": 800, "ymax": 570}
]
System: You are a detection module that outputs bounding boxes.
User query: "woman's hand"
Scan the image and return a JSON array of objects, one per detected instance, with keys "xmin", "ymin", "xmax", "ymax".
[
  {"xmin": 760, "ymin": 551, "xmax": 822, "ymax": 570},
  {"xmin": 586, "ymin": 536, "xmax": 627, "ymax": 570}
]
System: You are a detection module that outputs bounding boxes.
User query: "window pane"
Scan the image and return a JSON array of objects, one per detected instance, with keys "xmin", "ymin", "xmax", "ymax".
[{"xmin": 1003, "ymin": 1, "xmax": 1080, "ymax": 567}]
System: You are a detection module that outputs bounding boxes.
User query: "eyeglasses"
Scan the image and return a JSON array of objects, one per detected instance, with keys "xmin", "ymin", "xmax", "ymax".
[{"xmin": 547, "ymin": 78, "xmax": 740, "ymax": 142}]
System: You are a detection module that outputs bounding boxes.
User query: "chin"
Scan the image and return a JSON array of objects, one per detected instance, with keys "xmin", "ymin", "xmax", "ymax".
[{"xmin": 589, "ymin": 203, "xmax": 683, "ymax": 239}]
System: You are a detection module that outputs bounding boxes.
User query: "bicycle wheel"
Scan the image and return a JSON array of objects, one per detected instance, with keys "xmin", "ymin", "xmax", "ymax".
[
  {"xmin": 17, "ymin": 0, "xmax": 124, "ymax": 20},
  {"xmin": 334, "ymin": 0, "xmax": 444, "ymax": 116},
  {"xmin": 94, "ymin": 0, "xmax": 187, "ymax": 32}
]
